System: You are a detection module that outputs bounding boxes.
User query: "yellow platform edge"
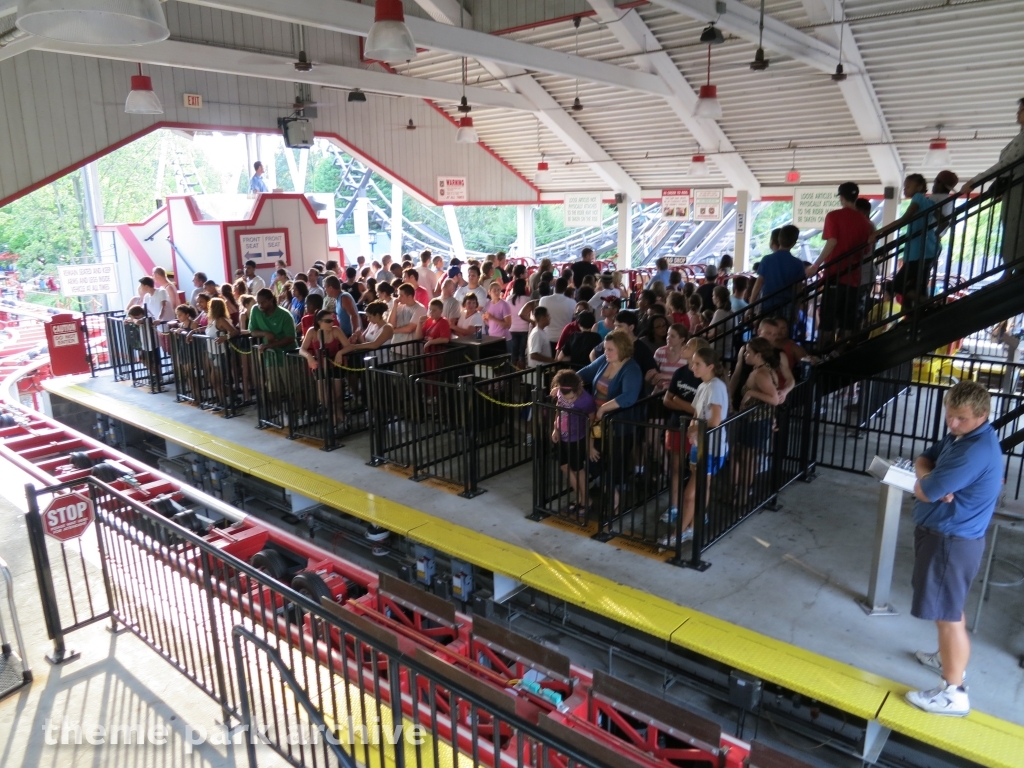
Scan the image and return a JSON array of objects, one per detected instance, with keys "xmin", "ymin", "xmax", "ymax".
[{"xmin": 43, "ymin": 379, "xmax": 1024, "ymax": 768}]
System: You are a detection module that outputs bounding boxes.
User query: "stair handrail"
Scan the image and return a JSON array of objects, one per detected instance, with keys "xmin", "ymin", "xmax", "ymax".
[
  {"xmin": 232, "ymin": 624, "xmax": 357, "ymax": 768},
  {"xmin": 694, "ymin": 151, "xmax": 1024, "ymax": 353}
]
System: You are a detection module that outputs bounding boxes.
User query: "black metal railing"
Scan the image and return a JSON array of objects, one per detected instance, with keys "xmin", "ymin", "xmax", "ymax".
[
  {"xmin": 695, "ymin": 150, "xmax": 1024, "ymax": 356},
  {"xmin": 233, "ymin": 625, "xmax": 357, "ymax": 768},
  {"xmin": 813, "ymin": 359, "xmax": 1024, "ymax": 501},
  {"xmin": 83, "ymin": 310, "xmax": 126, "ymax": 378},
  {"xmin": 23, "ymin": 478, "xmax": 614, "ymax": 768},
  {"xmin": 168, "ymin": 330, "xmax": 256, "ymax": 417},
  {"xmin": 283, "ymin": 339, "xmax": 429, "ymax": 451},
  {"xmin": 366, "ymin": 352, "xmax": 555, "ymax": 497},
  {"xmin": 125, "ymin": 317, "xmax": 173, "ymax": 392}
]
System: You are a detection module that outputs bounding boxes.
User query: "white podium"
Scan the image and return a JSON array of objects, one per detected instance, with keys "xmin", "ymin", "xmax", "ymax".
[{"xmin": 861, "ymin": 456, "xmax": 917, "ymax": 616}]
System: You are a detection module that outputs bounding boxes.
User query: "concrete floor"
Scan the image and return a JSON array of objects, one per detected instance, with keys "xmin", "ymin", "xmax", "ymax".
[
  {"xmin": 0, "ymin": 458, "xmax": 290, "ymax": 768},
  {"xmin": 40, "ymin": 375, "xmax": 1024, "ymax": 726}
]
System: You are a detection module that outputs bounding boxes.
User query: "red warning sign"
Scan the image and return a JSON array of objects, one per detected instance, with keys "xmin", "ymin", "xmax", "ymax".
[{"xmin": 41, "ymin": 492, "xmax": 94, "ymax": 542}]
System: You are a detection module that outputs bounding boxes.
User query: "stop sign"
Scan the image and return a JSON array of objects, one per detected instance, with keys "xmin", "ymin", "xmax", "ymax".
[{"xmin": 41, "ymin": 492, "xmax": 94, "ymax": 542}]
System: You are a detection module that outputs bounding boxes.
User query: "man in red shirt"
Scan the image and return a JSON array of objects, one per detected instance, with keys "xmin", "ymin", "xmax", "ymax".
[{"xmin": 806, "ymin": 182, "xmax": 875, "ymax": 344}]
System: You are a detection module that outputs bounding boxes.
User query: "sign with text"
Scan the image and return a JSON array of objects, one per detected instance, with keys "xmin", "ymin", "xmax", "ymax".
[
  {"xmin": 661, "ymin": 188, "xmax": 691, "ymax": 221},
  {"xmin": 58, "ymin": 263, "xmax": 118, "ymax": 296},
  {"xmin": 563, "ymin": 193, "xmax": 604, "ymax": 227},
  {"xmin": 42, "ymin": 492, "xmax": 94, "ymax": 542},
  {"xmin": 235, "ymin": 229, "xmax": 290, "ymax": 269},
  {"xmin": 793, "ymin": 186, "xmax": 837, "ymax": 229},
  {"xmin": 437, "ymin": 176, "xmax": 467, "ymax": 202},
  {"xmin": 183, "ymin": 93, "xmax": 203, "ymax": 108},
  {"xmin": 693, "ymin": 188, "xmax": 724, "ymax": 221}
]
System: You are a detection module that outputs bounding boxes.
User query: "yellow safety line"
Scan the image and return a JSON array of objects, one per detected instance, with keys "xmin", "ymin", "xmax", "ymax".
[{"xmin": 40, "ymin": 377, "xmax": 1024, "ymax": 768}]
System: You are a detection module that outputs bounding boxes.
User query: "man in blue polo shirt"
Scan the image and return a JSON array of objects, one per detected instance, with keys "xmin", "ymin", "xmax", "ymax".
[
  {"xmin": 905, "ymin": 381, "xmax": 1002, "ymax": 716},
  {"xmin": 749, "ymin": 224, "xmax": 805, "ymax": 325}
]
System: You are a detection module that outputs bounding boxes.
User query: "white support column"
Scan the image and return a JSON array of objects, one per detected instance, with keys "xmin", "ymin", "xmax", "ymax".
[
  {"xmin": 354, "ymin": 195, "xmax": 371, "ymax": 259},
  {"xmin": 616, "ymin": 196, "xmax": 633, "ymax": 271},
  {"xmin": 444, "ymin": 205, "xmax": 466, "ymax": 261},
  {"xmin": 390, "ymin": 185, "xmax": 404, "ymax": 260},
  {"xmin": 734, "ymin": 190, "xmax": 753, "ymax": 272},
  {"xmin": 259, "ymin": 135, "xmax": 277, "ymax": 190},
  {"xmin": 516, "ymin": 205, "xmax": 535, "ymax": 262}
]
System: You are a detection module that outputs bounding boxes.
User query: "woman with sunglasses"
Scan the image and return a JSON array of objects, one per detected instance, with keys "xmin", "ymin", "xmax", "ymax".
[{"xmin": 299, "ymin": 309, "xmax": 351, "ymax": 421}]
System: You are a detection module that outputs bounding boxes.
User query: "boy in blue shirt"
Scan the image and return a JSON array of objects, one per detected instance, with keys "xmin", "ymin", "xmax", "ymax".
[{"xmin": 905, "ymin": 381, "xmax": 1002, "ymax": 716}]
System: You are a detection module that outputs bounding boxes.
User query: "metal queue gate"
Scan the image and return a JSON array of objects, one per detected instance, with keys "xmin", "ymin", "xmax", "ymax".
[{"xmin": 21, "ymin": 477, "xmax": 618, "ymax": 768}]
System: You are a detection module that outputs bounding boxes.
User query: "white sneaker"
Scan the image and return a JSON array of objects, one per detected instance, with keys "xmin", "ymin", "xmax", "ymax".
[
  {"xmin": 904, "ymin": 682, "xmax": 970, "ymax": 717},
  {"xmin": 914, "ymin": 650, "xmax": 966, "ymax": 682},
  {"xmin": 659, "ymin": 507, "xmax": 678, "ymax": 524},
  {"xmin": 365, "ymin": 525, "xmax": 390, "ymax": 542},
  {"xmin": 678, "ymin": 528, "xmax": 694, "ymax": 542}
]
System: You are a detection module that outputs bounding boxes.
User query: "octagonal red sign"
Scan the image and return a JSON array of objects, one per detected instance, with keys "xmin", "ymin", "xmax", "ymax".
[{"xmin": 42, "ymin": 492, "xmax": 94, "ymax": 542}]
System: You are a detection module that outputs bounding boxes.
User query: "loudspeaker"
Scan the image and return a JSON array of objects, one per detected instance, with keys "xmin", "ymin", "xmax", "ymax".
[{"xmin": 884, "ymin": 186, "xmax": 896, "ymax": 200}]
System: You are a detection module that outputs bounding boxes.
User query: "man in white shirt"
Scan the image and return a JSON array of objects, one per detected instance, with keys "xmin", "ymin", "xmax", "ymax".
[
  {"xmin": 389, "ymin": 283, "xmax": 426, "ymax": 345},
  {"xmin": 538, "ymin": 277, "xmax": 577, "ymax": 341},
  {"xmin": 588, "ymin": 273, "xmax": 620, "ymax": 311},
  {"xmin": 527, "ymin": 306, "xmax": 553, "ymax": 367},
  {"xmin": 418, "ymin": 250, "xmax": 438, "ymax": 297},
  {"xmin": 376, "ymin": 255, "xmax": 393, "ymax": 283},
  {"xmin": 455, "ymin": 265, "xmax": 488, "ymax": 308},
  {"xmin": 138, "ymin": 276, "xmax": 173, "ymax": 322},
  {"xmin": 306, "ymin": 267, "xmax": 325, "ymax": 298},
  {"xmin": 244, "ymin": 260, "xmax": 266, "ymax": 295},
  {"xmin": 189, "ymin": 271, "xmax": 207, "ymax": 312}
]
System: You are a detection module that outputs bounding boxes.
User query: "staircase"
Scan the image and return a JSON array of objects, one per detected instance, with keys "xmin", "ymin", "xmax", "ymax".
[{"xmin": 699, "ymin": 151, "xmax": 1024, "ymax": 384}]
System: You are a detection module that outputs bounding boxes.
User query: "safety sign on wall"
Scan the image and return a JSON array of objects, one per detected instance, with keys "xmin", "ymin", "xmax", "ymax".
[
  {"xmin": 58, "ymin": 263, "xmax": 119, "ymax": 296},
  {"xmin": 661, "ymin": 189, "xmax": 691, "ymax": 221},
  {"xmin": 793, "ymin": 186, "xmax": 837, "ymax": 229},
  {"xmin": 236, "ymin": 229, "xmax": 290, "ymax": 269},
  {"xmin": 437, "ymin": 176, "xmax": 468, "ymax": 202},
  {"xmin": 563, "ymin": 193, "xmax": 604, "ymax": 227},
  {"xmin": 693, "ymin": 189, "xmax": 724, "ymax": 221}
]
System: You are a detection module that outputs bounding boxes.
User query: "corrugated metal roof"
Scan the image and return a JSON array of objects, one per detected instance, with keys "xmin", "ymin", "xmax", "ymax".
[{"xmin": 63, "ymin": 0, "xmax": 1024, "ymax": 195}]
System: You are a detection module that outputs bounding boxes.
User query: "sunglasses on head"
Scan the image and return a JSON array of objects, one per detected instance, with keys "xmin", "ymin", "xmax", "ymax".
[{"xmin": 558, "ymin": 386, "xmax": 575, "ymax": 394}]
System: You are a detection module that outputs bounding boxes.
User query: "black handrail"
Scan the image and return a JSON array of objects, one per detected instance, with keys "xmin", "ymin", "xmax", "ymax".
[
  {"xmin": 232, "ymin": 625, "xmax": 357, "ymax": 768},
  {"xmin": 695, "ymin": 150, "xmax": 1024, "ymax": 353}
]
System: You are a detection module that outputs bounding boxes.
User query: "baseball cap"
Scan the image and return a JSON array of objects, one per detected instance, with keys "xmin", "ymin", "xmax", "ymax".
[
  {"xmin": 837, "ymin": 181, "xmax": 859, "ymax": 199},
  {"xmin": 934, "ymin": 170, "xmax": 959, "ymax": 190}
]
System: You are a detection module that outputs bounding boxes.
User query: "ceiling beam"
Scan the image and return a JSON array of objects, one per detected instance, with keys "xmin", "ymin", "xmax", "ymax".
[
  {"xmin": 647, "ymin": 0, "xmax": 850, "ymax": 74},
  {"xmin": 411, "ymin": 0, "xmax": 471, "ymax": 28},
  {"xmin": 587, "ymin": 2, "xmax": 760, "ymax": 196},
  {"xmin": 0, "ymin": 35, "xmax": 34, "ymax": 63},
  {"xmin": 27, "ymin": 37, "xmax": 535, "ymax": 111},
  {"xmin": 0, "ymin": 0, "xmax": 13, "ymax": 17},
  {"xmin": 510, "ymin": 72, "xmax": 643, "ymax": 200},
  {"xmin": 181, "ymin": 0, "xmax": 673, "ymax": 98},
  {"xmin": 800, "ymin": 0, "xmax": 903, "ymax": 185}
]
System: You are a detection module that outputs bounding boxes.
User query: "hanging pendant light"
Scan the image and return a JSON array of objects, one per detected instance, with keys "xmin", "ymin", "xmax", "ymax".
[
  {"xmin": 749, "ymin": 0, "xmax": 769, "ymax": 71},
  {"xmin": 786, "ymin": 145, "xmax": 801, "ymax": 183},
  {"xmin": 689, "ymin": 154, "xmax": 710, "ymax": 178},
  {"xmin": 694, "ymin": 45, "xmax": 722, "ymax": 119},
  {"xmin": 831, "ymin": 0, "xmax": 848, "ymax": 82},
  {"xmin": 534, "ymin": 159, "xmax": 552, "ymax": 185},
  {"xmin": 124, "ymin": 64, "xmax": 162, "ymax": 115},
  {"xmin": 533, "ymin": 119, "xmax": 551, "ymax": 185},
  {"xmin": 454, "ymin": 54, "xmax": 478, "ymax": 144},
  {"xmin": 17, "ymin": 0, "xmax": 169, "ymax": 45},
  {"xmin": 364, "ymin": 0, "xmax": 416, "ymax": 63},
  {"xmin": 923, "ymin": 126, "xmax": 952, "ymax": 167},
  {"xmin": 569, "ymin": 17, "xmax": 584, "ymax": 113},
  {"xmin": 455, "ymin": 116, "xmax": 478, "ymax": 144}
]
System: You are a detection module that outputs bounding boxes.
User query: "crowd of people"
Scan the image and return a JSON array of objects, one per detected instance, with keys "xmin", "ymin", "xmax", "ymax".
[{"xmin": 117, "ymin": 169, "xmax": 989, "ymax": 548}]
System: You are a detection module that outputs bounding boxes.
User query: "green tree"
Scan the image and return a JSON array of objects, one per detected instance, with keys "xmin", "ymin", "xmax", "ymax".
[{"xmin": 0, "ymin": 176, "xmax": 91, "ymax": 277}]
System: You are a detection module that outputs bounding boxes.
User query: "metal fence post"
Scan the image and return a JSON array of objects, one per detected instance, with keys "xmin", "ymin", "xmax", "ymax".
[
  {"xmin": 365, "ymin": 356, "xmax": 385, "ymax": 466},
  {"xmin": 528, "ymin": 384, "xmax": 550, "ymax": 522},
  {"xmin": 687, "ymin": 421, "xmax": 711, "ymax": 571},
  {"xmin": 765, "ymin": 404, "xmax": 785, "ymax": 512},
  {"xmin": 199, "ymin": 553, "xmax": 233, "ymax": 723},
  {"xmin": 23, "ymin": 483, "xmax": 80, "ymax": 664},
  {"xmin": 459, "ymin": 374, "xmax": 483, "ymax": 498},
  {"xmin": 592, "ymin": 415, "xmax": 615, "ymax": 543}
]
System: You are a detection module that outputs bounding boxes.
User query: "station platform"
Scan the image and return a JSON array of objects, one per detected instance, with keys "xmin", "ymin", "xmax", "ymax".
[{"xmin": 39, "ymin": 373, "xmax": 1024, "ymax": 768}]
